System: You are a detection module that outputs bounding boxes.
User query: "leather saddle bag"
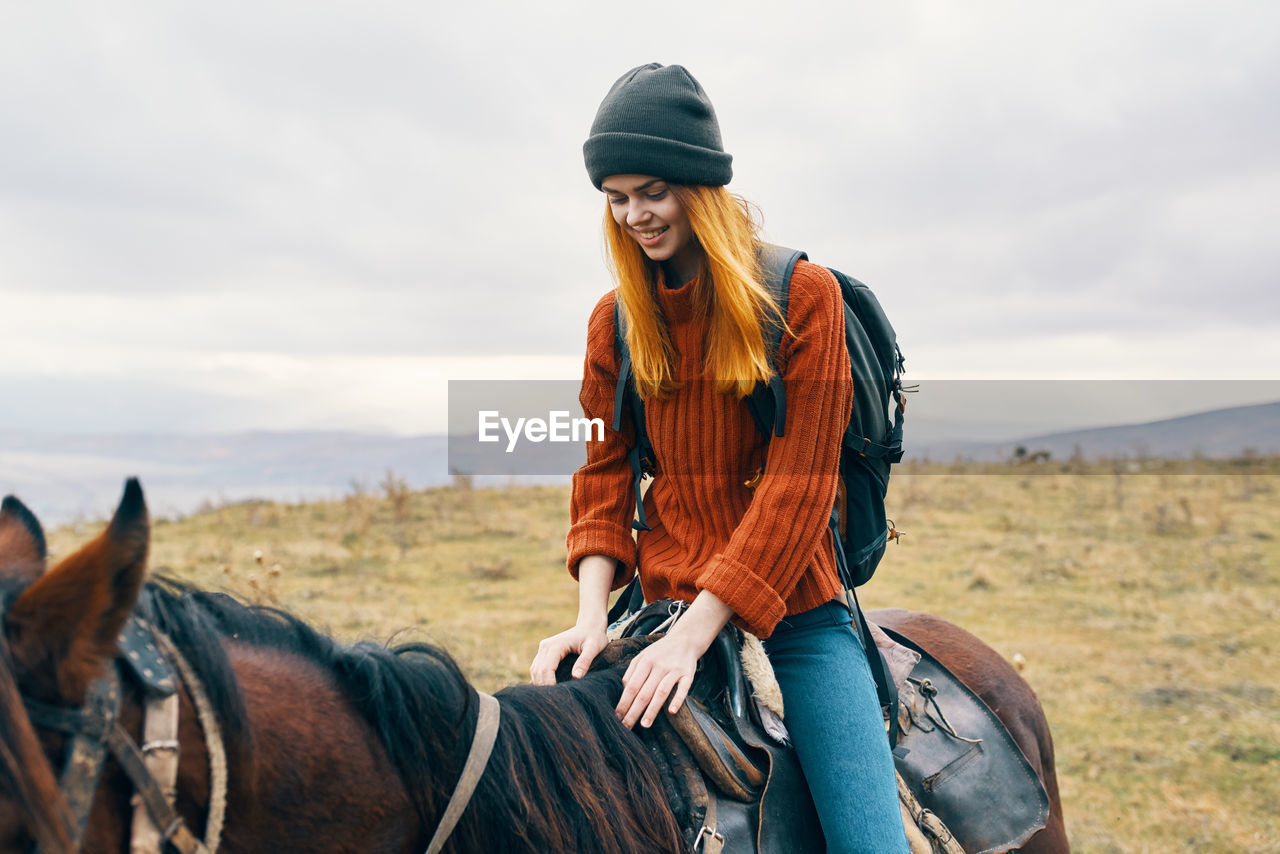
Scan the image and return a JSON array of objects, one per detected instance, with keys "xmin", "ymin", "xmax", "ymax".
[{"xmin": 883, "ymin": 625, "xmax": 1051, "ymax": 854}]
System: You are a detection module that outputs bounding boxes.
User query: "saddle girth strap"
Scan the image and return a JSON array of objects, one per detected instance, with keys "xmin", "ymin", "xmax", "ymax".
[{"xmin": 423, "ymin": 691, "xmax": 501, "ymax": 854}]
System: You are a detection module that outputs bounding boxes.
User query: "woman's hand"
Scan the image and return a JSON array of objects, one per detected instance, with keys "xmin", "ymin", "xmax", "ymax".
[
  {"xmin": 530, "ymin": 555, "xmax": 617, "ymax": 685},
  {"xmin": 615, "ymin": 631, "xmax": 703, "ymax": 728},
  {"xmin": 529, "ymin": 620, "xmax": 609, "ymax": 685},
  {"xmin": 616, "ymin": 590, "xmax": 734, "ymax": 728}
]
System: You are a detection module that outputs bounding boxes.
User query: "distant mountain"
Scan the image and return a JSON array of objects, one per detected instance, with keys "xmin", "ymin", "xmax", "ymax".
[
  {"xmin": 909, "ymin": 400, "xmax": 1280, "ymax": 463},
  {"xmin": 0, "ymin": 431, "xmax": 453, "ymax": 525}
]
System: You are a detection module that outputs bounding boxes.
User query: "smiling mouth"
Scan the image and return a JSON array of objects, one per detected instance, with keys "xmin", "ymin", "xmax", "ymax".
[{"xmin": 636, "ymin": 226, "xmax": 669, "ymax": 240}]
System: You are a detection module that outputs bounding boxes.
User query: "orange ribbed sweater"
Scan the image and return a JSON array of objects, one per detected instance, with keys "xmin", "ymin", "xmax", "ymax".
[{"xmin": 566, "ymin": 260, "xmax": 852, "ymax": 639}]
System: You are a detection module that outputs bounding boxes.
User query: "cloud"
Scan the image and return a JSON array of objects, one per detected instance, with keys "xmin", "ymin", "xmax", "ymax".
[
  {"xmin": 0, "ymin": 337, "xmax": 583, "ymax": 433},
  {"xmin": 0, "ymin": 1, "xmax": 1276, "ymax": 434}
]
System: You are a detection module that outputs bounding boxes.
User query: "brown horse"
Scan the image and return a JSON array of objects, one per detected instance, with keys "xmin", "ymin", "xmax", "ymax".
[{"xmin": 0, "ymin": 481, "xmax": 1067, "ymax": 853}]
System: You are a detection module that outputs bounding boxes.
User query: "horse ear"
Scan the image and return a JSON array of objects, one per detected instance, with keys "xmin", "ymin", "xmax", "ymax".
[
  {"xmin": 0, "ymin": 495, "xmax": 48, "ymax": 579},
  {"xmin": 5, "ymin": 479, "xmax": 149, "ymax": 703}
]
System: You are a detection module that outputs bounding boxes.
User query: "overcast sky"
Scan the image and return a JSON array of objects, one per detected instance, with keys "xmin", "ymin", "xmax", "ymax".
[{"xmin": 2, "ymin": 1, "xmax": 1277, "ymax": 435}]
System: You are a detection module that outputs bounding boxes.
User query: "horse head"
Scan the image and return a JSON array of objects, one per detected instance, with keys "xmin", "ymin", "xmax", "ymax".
[{"xmin": 0, "ymin": 479, "xmax": 150, "ymax": 853}]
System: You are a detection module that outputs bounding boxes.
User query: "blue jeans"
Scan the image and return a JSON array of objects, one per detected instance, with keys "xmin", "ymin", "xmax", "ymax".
[{"xmin": 764, "ymin": 600, "xmax": 909, "ymax": 853}]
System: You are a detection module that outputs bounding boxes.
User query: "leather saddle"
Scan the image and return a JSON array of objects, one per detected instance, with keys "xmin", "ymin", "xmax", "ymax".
[{"xmin": 612, "ymin": 601, "xmax": 824, "ymax": 854}]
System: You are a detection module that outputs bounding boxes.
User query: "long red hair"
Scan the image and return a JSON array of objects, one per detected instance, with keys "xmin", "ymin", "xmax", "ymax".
[{"xmin": 602, "ymin": 184, "xmax": 789, "ymax": 399}]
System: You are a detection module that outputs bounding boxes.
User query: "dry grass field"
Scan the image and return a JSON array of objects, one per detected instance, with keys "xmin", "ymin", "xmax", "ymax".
[{"xmin": 44, "ymin": 460, "xmax": 1280, "ymax": 853}]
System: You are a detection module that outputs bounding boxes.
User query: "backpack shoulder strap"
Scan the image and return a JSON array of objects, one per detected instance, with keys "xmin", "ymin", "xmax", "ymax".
[
  {"xmin": 611, "ymin": 297, "xmax": 654, "ymax": 532},
  {"xmin": 745, "ymin": 244, "xmax": 807, "ymax": 439},
  {"xmin": 611, "ymin": 297, "xmax": 631, "ymax": 434}
]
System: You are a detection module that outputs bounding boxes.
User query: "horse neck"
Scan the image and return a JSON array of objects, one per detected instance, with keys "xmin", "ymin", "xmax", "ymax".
[{"xmin": 220, "ymin": 640, "xmax": 460, "ymax": 850}]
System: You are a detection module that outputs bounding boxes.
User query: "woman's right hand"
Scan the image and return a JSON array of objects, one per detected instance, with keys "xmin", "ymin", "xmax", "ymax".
[{"xmin": 529, "ymin": 620, "xmax": 609, "ymax": 685}]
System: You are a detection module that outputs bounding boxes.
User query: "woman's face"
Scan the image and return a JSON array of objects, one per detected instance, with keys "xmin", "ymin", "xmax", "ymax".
[{"xmin": 601, "ymin": 174, "xmax": 700, "ymax": 280}]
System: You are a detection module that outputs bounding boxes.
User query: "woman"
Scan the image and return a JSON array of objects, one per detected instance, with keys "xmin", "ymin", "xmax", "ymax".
[{"xmin": 530, "ymin": 63, "xmax": 908, "ymax": 853}]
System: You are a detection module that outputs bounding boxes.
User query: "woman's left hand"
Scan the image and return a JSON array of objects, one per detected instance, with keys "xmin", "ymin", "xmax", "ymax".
[{"xmin": 615, "ymin": 590, "xmax": 735, "ymax": 728}]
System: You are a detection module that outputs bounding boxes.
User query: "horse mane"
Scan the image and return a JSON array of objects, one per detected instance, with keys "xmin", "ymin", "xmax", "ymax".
[
  {"xmin": 140, "ymin": 578, "xmax": 685, "ymax": 853},
  {"xmin": 478, "ymin": 674, "xmax": 686, "ymax": 853}
]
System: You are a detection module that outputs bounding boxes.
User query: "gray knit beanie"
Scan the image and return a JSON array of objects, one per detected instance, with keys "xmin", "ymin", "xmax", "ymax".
[{"xmin": 583, "ymin": 63, "xmax": 733, "ymax": 190}]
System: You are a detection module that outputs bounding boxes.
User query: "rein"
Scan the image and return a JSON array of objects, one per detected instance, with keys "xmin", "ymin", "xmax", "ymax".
[{"xmin": 424, "ymin": 691, "xmax": 501, "ymax": 854}]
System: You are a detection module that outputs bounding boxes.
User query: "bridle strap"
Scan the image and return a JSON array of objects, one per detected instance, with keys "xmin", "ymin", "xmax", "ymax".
[
  {"xmin": 25, "ymin": 668, "xmax": 122, "ymax": 852},
  {"xmin": 423, "ymin": 691, "xmax": 501, "ymax": 854},
  {"xmin": 25, "ymin": 672, "xmax": 208, "ymax": 854},
  {"xmin": 22, "ymin": 635, "xmax": 225, "ymax": 854}
]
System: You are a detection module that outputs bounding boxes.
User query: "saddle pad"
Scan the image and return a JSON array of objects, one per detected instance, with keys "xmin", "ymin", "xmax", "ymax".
[{"xmin": 883, "ymin": 627, "xmax": 1050, "ymax": 854}]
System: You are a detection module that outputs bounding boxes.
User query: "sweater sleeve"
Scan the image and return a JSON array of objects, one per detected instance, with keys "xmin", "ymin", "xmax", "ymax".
[
  {"xmin": 565, "ymin": 291, "xmax": 639, "ymax": 590},
  {"xmin": 694, "ymin": 261, "xmax": 852, "ymax": 637}
]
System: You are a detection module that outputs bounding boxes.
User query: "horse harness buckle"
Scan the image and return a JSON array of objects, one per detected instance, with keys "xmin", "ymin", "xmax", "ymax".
[{"xmin": 693, "ymin": 825, "xmax": 725, "ymax": 853}]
